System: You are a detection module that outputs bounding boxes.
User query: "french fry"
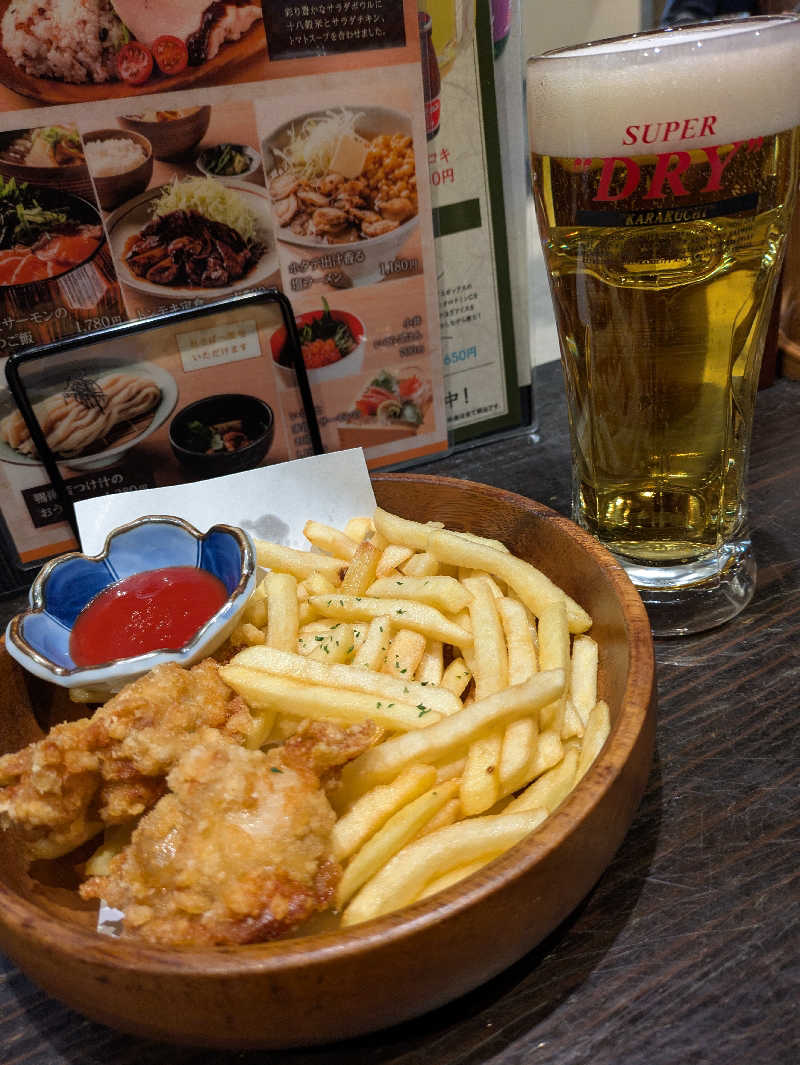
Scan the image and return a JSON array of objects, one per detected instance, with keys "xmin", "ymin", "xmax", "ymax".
[
  {"xmin": 336, "ymin": 778, "xmax": 460, "ymax": 908},
  {"xmin": 255, "ymin": 539, "xmax": 345, "ymax": 582},
  {"xmin": 416, "ymin": 857, "xmax": 488, "ymax": 900},
  {"xmin": 341, "ymin": 809, "xmax": 547, "ymax": 926},
  {"xmin": 459, "ymin": 570, "xmax": 504, "ymax": 598},
  {"xmin": 264, "ymin": 571, "xmax": 299, "ymax": 654},
  {"xmin": 376, "ymin": 544, "xmax": 415, "ymax": 576},
  {"xmin": 245, "ymin": 708, "xmax": 277, "ymax": 749},
  {"xmin": 373, "ymin": 507, "xmax": 441, "ymax": 551},
  {"xmin": 383, "ymin": 629, "xmax": 427, "ymax": 680},
  {"xmin": 528, "ymin": 728, "xmax": 564, "ymax": 780},
  {"xmin": 416, "ymin": 811, "xmax": 549, "ymax": 900},
  {"xmin": 341, "ymin": 540, "xmax": 380, "ymax": 596},
  {"xmin": 453, "ymin": 530, "xmax": 510, "ymax": 553},
  {"xmin": 230, "ymin": 621, "xmax": 266, "ymax": 647},
  {"xmin": 537, "ymin": 600, "xmax": 570, "ymax": 732},
  {"xmin": 426, "ymin": 529, "xmax": 592, "ymax": 634},
  {"xmin": 401, "ymin": 551, "xmax": 440, "ymax": 578},
  {"xmin": 415, "ymin": 795, "xmax": 462, "ymax": 837},
  {"xmin": 231, "ymin": 645, "xmax": 462, "ymax": 716},
  {"xmin": 451, "ymin": 609, "xmax": 475, "ymax": 674},
  {"xmin": 497, "ymin": 597, "xmax": 538, "ymax": 682},
  {"xmin": 570, "ymin": 635, "xmax": 599, "ymax": 726},
  {"xmin": 460, "ymin": 731, "xmax": 503, "ymax": 816},
  {"xmin": 440, "ymin": 657, "xmax": 472, "ymax": 698},
  {"xmin": 368, "ymin": 530, "xmax": 388, "ymax": 553},
  {"xmin": 561, "ymin": 700, "xmax": 585, "ymax": 741},
  {"xmin": 415, "ymin": 640, "xmax": 443, "ymax": 685},
  {"xmin": 297, "ymin": 602, "xmax": 318, "ymax": 627},
  {"xmin": 307, "ymin": 594, "xmax": 473, "ymax": 651},
  {"xmin": 344, "ymin": 516, "xmax": 374, "ymax": 542},
  {"xmin": 505, "ymin": 747, "xmax": 579, "ymax": 815},
  {"xmin": 434, "ymin": 755, "xmax": 466, "ymax": 782},
  {"xmin": 303, "ymin": 520, "xmax": 358, "ymax": 560},
  {"xmin": 577, "ymin": 699, "xmax": 611, "ymax": 780},
  {"xmin": 496, "ymin": 596, "xmax": 539, "ymax": 792},
  {"xmin": 331, "ymin": 764, "xmax": 437, "ymax": 862},
  {"xmin": 304, "ymin": 571, "xmax": 338, "ymax": 597},
  {"xmin": 297, "ymin": 621, "xmax": 339, "ymax": 655},
  {"xmin": 367, "ymin": 575, "xmax": 473, "ymax": 615},
  {"xmin": 463, "ymin": 577, "xmax": 507, "ymax": 700},
  {"xmin": 498, "ymin": 718, "xmax": 538, "ymax": 795},
  {"xmin": 337, "ymin": 669, "xmax": 565, "ymax": 805},
  {"xmin": 459, "ymin": 577, "xmax": 509, "ymax": 815},
  {"xmin": 352, "ymin": 616, "xmax": 392, "ymax": 670},
  {"xmin": 220, "ymin": 665, "xmax": 442, "ymax": 731},
  {"xmin": 243, "ymin": 581, "xmax": 268, "ymax": 628},
  {"xmin": 306, "ymin": 622, "xmax": 354, "ymax": 664}
]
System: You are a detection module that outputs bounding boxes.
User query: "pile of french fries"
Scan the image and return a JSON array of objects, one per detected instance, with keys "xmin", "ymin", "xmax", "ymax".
[{"xmin": 218, "ymin": 506, "xmax": 611, "ymax": 928}]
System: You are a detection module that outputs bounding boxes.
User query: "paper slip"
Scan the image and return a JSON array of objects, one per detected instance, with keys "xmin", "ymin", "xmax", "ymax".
[{"xmin": 74, "ymin": 449, "xmax": 377, "ymax": 556}]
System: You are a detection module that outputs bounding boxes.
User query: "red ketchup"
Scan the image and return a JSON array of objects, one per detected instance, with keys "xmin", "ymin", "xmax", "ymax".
[{"xmin": 69, "ymin": 566, "xmax": 228, "ymax": 667}]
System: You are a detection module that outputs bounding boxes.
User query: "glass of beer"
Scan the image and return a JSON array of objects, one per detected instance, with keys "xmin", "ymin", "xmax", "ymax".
[{"xmin": 527, "ymin": 16, "xmax": 800, "ymax": 635}]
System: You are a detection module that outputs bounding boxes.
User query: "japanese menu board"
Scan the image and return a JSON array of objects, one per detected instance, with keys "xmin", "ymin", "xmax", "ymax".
[{"xmin": 0, "ymin": 0, "xmax": 448, "ymax": 578}]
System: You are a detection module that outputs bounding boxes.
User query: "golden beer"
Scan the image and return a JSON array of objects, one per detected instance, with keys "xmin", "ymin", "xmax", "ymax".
[{"xmin": 528, "ymin": 18, "xmax": 800, "ymax": 632}]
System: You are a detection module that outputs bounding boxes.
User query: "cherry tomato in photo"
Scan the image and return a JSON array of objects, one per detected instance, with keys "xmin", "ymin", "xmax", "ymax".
[
  {"xmin": 152, "ymin": 35, "xmax": 189, "ymax": 76},
  {"xmin": 116, "ymin": 42, "xmax": 154, "ymax": 85}
]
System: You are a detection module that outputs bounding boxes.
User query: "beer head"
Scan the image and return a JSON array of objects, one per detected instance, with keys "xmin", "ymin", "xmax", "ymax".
[{"xmin": 527, "ymin": 16, "xmax": 800, "ymax": 158}]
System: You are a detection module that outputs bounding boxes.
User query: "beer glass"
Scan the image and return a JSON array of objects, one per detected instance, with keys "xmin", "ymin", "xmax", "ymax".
[{"xmin": 527, "ymin": 17, "xmax": 800, "ymax": 635}]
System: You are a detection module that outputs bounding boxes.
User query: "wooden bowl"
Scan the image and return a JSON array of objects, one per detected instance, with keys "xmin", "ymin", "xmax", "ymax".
[
  {"xmin": 0, "ymin": 129, "xmax": 90, "ymax": 193},
  {"xmin": 0, "ymin": 474, "xmax": 655, "ymax": 1049},
  {"xmin": 118, "ymin": 106, "xmax": 211, "ymax": 162},
  {"xmin": 82, "ymin": 129, "xmax": 153, "ymax": 211}
]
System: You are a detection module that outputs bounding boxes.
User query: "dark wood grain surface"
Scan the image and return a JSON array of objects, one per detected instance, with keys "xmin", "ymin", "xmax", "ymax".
[{"xmin": 2, "ymin": 360, "xmax": 798, "ymax": 1065}]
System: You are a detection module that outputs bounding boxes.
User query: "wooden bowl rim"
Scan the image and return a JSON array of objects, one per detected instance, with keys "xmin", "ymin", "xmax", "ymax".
[{"xmin": 0, "ymin": 473, "xmax": 654, "ymax": 978}]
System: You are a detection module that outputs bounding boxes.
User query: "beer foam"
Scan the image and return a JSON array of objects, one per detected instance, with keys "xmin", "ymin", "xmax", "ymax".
[{"xmin": 528, "ymin": 17, "xmax": 800, "ymax": 158}]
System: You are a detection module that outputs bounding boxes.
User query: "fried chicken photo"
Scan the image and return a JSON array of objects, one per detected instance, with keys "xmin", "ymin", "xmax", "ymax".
[
  {"xmin": 0, "ymin": 659, "xmax": 254, "ymax": 861},
  {"xmin": 80, "ymin": 720, "xmax": 379, "ymax": 946}
]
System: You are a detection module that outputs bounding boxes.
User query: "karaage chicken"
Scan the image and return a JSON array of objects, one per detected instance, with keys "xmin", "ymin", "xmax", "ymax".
[
  {"xmin": 80, "ymin": 720, "xmax": 379, "ymax": 946},
  {"xmin": 0, "ymin": 659, "xmax": 254, "ymax": 860}
]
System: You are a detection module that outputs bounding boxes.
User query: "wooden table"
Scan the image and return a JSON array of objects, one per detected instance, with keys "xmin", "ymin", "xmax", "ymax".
[{"xmin": 1, "ymin": 361, "xmax": 798, "ymax": 1065}]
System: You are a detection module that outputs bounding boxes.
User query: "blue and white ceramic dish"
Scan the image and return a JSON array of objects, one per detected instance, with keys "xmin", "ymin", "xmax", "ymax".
[{"xmin": 5, "ymin": 515, "xmax": 256, "ymax": 696}]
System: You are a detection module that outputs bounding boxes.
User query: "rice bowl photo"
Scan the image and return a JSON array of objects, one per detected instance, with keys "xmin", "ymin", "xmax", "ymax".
[
  {"xmin": 82, "ymin": 128, "xmax": 153, "ymax": 210},
  {"xmin": 270, "ymin": 300, "xmax": 366, "ymax": 387}
]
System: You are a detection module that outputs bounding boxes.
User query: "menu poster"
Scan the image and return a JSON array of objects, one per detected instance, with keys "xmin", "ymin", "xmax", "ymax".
[
  {"xmin": 0, "ymin": 0, "xmax": 448, "ymax": 585},
  {"xmin": 419, "ymin": 0, "xmax": 523, "ymax": 442}
]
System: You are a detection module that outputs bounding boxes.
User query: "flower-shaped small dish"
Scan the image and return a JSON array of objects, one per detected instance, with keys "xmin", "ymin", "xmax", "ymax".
[{"xmin": 5, "ymin": 515, "xmax": 256, "ymax": 697}]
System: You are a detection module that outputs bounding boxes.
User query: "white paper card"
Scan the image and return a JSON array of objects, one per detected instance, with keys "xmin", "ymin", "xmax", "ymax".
[{"xmin": 74, "ymin": 449, "xmax": 377, "ymax": 555}]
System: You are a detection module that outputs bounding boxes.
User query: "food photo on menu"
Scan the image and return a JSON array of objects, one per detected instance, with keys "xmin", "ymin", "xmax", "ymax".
[
  {"xmin": 0, "ymin": 294, "xmax": 318, "ymax": 575},
  {"xmin": 0, "ymin": 121, "xmax": 126, "ymax": 348},
  {"xmin": 76, "ymin": 98, "xmax": 279, "ymax": 320},
  {"xmin": 260, "ymin": 100, "xmax": 423, "ymax": 292},
  {"xmin": 0, "ymin": 0, "xmax": 266, "ymax": 106}
]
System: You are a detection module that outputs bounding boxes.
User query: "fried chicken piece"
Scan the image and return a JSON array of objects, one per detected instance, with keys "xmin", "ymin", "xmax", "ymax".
[
  {"xmin": 80, "ymin": 720, "xmax": 379, "ymax": 947},
  {"xmin": 0, "ymin": 660, "xmax": 254, "ymax": 860}
]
